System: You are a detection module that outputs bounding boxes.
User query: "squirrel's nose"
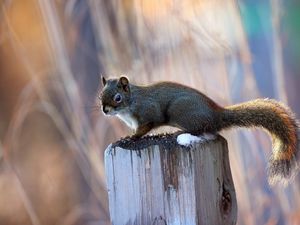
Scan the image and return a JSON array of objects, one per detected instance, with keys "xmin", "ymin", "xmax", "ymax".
[{"xmin": 103, "ymin": 106, "xmax": 109, "ymax": 114}]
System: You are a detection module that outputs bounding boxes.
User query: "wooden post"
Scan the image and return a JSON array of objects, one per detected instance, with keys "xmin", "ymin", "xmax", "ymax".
[{"xmin": 104, "ymin": 134, "xmax": 237, "ymax": 225}]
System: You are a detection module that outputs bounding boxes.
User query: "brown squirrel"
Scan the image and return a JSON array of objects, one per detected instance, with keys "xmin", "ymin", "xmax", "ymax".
[{"xmin": 100, "ymin": 76, "xmax": 299, "ymax": 185}]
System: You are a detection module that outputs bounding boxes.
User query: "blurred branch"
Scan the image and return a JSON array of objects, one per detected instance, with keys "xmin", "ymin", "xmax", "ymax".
[{"xmin": 271, "ymin": 0, "xmax": 288, "ymax": 102}]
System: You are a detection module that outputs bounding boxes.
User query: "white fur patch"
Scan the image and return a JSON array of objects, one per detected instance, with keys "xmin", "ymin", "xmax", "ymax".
[
  {"xmin": 116, "ymin": 111, "xmax": 139, "ymax": 131},
  {"xmin": 177, "ymin": 133, "xmax": 216, "ymax": 147}
]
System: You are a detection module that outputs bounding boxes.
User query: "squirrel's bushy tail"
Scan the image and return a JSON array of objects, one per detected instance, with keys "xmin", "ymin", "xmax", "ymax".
[{"xmin": 221, "ymin": 99, "xmax": 299, "ymax": 185}]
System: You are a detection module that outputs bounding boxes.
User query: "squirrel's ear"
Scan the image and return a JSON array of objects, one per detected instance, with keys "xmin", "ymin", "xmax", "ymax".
[
  {"xmin": 118, "ymin": 76, "xmax": 130, "ymax": 92},
  {"xmin": 101, "ymin": 75, "xmax": 107, "ymax": 86}
]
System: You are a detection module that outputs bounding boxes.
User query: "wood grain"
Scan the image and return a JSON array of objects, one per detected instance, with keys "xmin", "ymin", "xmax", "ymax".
[{"xmin": 105, "ymin": 135, "xmax": 237, "ymax": 225}]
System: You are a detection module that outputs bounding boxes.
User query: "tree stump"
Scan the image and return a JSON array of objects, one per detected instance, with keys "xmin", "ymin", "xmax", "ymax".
[{"xmin": 104, "ymin": 134, "xmax": 237, "ymax": 225}]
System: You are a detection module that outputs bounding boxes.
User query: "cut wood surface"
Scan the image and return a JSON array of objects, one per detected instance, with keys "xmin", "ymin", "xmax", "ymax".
[{"xmin": 104, "ymin": 134, "xmax": 237, "ymax": 225}]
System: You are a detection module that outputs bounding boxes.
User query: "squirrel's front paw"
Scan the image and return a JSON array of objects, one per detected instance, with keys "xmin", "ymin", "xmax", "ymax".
[{"xmin": 122, "ymin": 134, "xmax": 140, "ymax": 141}]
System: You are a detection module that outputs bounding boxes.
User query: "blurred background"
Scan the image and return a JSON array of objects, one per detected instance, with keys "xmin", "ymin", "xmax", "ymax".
[{"xmin": 0, "ymin": 0, "xmax": 300, "ymax": 224}]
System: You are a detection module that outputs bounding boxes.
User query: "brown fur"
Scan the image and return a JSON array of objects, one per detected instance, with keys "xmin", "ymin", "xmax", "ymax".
[
  {"xmin": 102, "ymin": 77, "xmax": 299, "ymax": 185},
  {"xmin": 222, "ymin": 99, "xmax": 299, "ymax": 185}
]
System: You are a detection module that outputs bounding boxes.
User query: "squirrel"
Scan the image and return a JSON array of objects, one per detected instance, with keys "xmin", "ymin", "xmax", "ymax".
[{"xmin": 100, "ymin": 76, "xmax": 299, "ymax": 185}]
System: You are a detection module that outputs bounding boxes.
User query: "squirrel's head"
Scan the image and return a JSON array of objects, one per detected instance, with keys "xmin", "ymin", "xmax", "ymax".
[{"xmin": 100, "ymin": 76, "xmax": 131, "ymax": 115}]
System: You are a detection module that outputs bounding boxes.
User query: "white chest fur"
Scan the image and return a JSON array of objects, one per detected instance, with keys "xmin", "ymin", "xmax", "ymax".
[{"xmin": 116, "ymin": 111, "xmax": 139, "ymax": 131}]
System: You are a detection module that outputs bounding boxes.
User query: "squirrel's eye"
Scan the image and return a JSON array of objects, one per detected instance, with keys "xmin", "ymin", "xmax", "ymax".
[{"xmin": 113, "ymin": 93, "xmax": 122, "ymax": 103}]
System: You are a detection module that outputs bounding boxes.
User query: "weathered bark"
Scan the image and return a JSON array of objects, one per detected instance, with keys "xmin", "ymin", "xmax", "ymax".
[{"xmin": 105, "ymin": 134, "xmax": 237, "ymax": 225}]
